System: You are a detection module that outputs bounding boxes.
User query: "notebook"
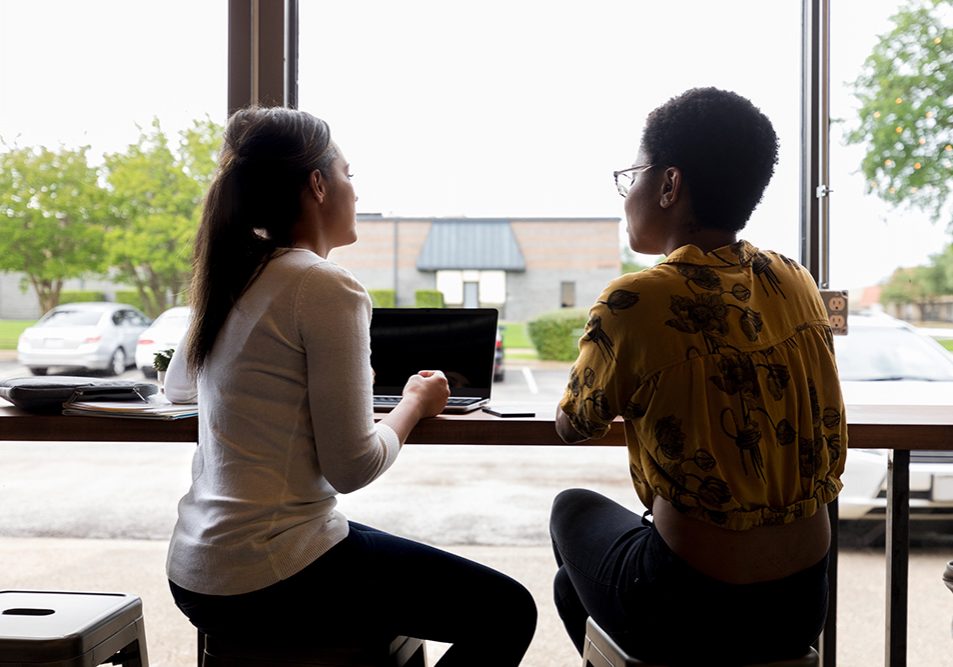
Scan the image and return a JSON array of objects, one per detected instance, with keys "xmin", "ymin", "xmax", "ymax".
[{"xmin": 371, "ymin": 307, "xmax": 499, "ymax": 414}]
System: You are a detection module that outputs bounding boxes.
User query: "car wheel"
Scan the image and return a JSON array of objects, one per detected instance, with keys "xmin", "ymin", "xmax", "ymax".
[
  {"xmin": 108, "ymin": 348, "xmax": 127, "ymax": 376},
  {"xmin": 494, "ymin": 371, "xmax": 505, "ymax": 382},
  {"xmin": 29, "ymin": 367, "xmax": 48, "ymax": 376}
]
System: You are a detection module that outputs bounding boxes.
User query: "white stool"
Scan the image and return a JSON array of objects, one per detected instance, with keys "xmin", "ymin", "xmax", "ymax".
[
  {"xmin": 0, "ymin": 590, "xmax": 148, "ymax": 666},
  {"xmin": 582, "ymin": 617, "xmax": 819, "ymax": 667}
]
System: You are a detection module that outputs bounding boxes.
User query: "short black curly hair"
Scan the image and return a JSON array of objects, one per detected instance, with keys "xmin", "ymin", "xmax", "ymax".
[{"xmin": 640, "ymin": 87, "xmax": 779, "ymax": 233}]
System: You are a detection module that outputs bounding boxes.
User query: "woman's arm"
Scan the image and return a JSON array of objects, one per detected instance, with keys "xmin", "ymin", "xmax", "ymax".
[
  {"xmin": 379, "ymin": 370, "xmax": 449, "ymax": 443},
  {"xmin": 555, "ymin": 407, "xmax": 590, "ymax": 444},
  {"xmin": 164, "ymin": 338, "xmax": 197, "ymax": 404},
  {"xmin": 299, "ymin": 265, "xmax": 447, "ymax": 493}
]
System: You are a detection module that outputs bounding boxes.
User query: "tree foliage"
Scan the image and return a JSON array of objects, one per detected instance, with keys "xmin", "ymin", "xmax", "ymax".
[
  {"xmin": 880, "ymin": 241, "xmax": 953, "ymax": 303},
  {"xmin": 847, "ymin": 0, "xmax": 953, "ymax": 225},
  {"xmin": 0, "ymin": 144, "xmax": 108, "ymax": 313},
  {"xmin": 102, "ymin": 118, "xmax": 222, "ymax": 317}
]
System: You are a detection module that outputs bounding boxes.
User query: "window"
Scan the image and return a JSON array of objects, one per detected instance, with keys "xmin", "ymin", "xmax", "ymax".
[{"xmin": 560, "ymin": 281, "xmax": 576, "ymax": 309}]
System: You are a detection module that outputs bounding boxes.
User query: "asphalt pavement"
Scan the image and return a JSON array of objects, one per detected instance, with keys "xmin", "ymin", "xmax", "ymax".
[{"xmin": 2, "ymin": 356, "xmax": 953, "ymax": 665}]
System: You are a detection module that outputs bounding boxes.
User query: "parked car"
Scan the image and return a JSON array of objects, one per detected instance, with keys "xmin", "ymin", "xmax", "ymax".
[
  {"xmin": 17, "ymin": 302, "xmax": 151, "ymax": 376},
  {"xmin": 494, "ymin": 326, "xmax": 505, "ymax": 382},
  {"xmin": 135, "ymin": 306, "xmax": 191, "ymax": 378},
  {"xmin": 836, "ymin": 311, "xmax": 953, "ymax": 521}
]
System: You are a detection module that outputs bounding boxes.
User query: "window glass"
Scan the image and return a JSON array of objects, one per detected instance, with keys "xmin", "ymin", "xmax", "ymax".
[
  {"xmin": 829, "ymin": 1, "xmax": 952, "ymax": 307},
  {"xmin": 299, "ymin": 0, "xmax": 801, "ymax": 264},
  {"xmin": 0, "ymin": 1, "xmax": 226, "ymax": 157},
  {"xmin": 299, "ymin": 1, "xmax": 802, "ymax": 402},
  {"xmin": 0, "ymin": 0, "xmax": 226, "ymax": 322}
]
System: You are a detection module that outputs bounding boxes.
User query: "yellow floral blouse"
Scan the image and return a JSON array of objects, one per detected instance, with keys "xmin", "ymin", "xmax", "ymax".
[{"xmin": 560, "ymin": 240, "xmax": 847, "ymax": 530}]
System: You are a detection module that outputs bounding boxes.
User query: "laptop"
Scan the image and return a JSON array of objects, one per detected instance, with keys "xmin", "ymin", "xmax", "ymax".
[{"xmin": 370, "ymin": 307, "xmax": 499, "ymax": 414}]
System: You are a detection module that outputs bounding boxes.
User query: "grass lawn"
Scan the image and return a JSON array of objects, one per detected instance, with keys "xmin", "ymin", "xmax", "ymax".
[
  {"xmin": 500, "ymin": 321, "xmax": 538, "ymax": 360},
  {"xmin": 0, "ymin": 320, "xmax": 35, "ymax": 350}
]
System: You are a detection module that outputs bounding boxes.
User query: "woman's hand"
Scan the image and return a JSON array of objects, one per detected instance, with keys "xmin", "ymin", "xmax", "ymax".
[
  {"xmin": 401, "ymin": 369, "xmax": 450, "ymax": 419},
  {"xmin": 379, "ymin": 369, "xmax": 450, "ymax": 444}
]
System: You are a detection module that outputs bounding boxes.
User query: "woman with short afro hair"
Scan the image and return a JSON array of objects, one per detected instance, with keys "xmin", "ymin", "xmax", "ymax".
[{"xmin": 550, "ymin": 88, "xmax": 845, "ymax": 665}]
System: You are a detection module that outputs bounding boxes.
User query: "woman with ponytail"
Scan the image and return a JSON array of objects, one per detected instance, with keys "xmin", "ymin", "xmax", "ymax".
[{"xmin": 164, "ymin": 107, "xmax": 536, "ymax": 666}]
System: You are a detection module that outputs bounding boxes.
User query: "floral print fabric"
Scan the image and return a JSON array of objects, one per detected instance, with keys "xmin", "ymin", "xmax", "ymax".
[{"xmin": 559, "ymin": 241, "xmax": 846, "ymax": 530}]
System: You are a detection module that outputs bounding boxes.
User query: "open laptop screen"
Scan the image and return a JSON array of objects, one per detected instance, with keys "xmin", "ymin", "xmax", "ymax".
[{"xmin": 370, "ymin": 308, "xmax": 499, "ymax": 399}]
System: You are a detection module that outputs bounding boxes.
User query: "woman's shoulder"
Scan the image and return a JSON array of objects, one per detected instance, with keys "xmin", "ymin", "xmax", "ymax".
[
  {"xmin": 269, "ymin": 249, "xmax": 363, "ymax": 289},
  {"xmin": 284, "ymin": 254, "xmax": 369, "ymax": 309}
]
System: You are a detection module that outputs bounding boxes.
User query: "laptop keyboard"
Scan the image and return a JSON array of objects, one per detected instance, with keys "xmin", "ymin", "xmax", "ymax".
[{"xmin": 373, "ymin": 395, "xmax": 480, "ymax": 407}]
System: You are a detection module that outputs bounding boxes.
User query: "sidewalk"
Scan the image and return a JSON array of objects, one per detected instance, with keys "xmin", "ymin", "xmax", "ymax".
[
  {"xmin": 2, "ymin": 538, "xmax": 575, "ymax": 667},
  {"xmin": 4, "ymin": 536, "xmax": 952, "ymax": 666}
]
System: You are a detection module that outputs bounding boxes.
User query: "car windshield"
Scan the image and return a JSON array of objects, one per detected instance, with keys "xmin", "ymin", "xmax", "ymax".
[
  {"xmin": 38, "ymin": 310, "xmax": 103, "ymax": 327},
  {"xmin": 834, "ymin": 325, "xmax": 953, "ymax": 382}
]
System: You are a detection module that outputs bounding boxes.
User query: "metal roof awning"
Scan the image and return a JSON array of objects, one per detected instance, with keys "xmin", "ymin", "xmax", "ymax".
[{"xmin": 417, "ymin": 219, "xmax": 526, "ymax": 271}]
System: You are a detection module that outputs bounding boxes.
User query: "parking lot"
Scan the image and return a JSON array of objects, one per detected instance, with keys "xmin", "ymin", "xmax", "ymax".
[{"xmin": 2, "ymin": 354, "xmax": 952, "ymax": 665}]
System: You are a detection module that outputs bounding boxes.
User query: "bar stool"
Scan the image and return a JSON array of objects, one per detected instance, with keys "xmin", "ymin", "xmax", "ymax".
[
  {"xmin": 0, "ymin": 590, "xmax": 148, "ymax": 666},
  {"xmin": 198, "ymin": 629, "xmax": 427, "ymax": 667},
  {"xmin": 582, "ymin": 617, "xmax": 819, "ymax": 667}
]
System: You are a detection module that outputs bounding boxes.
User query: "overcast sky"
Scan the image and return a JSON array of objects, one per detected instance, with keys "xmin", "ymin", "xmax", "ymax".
[{"xmin": 1, "ymin": 0, "xmax": 948, "ymax": 290}]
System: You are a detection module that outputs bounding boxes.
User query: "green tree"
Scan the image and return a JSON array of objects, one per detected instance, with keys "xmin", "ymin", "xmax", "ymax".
[
  {"xmin": 881, "ymin": 265, "xmax": 933, "ymax": 305},
  {"xmin": 621, "ymin": 246, "xmax": 650, "ymax": 274},
  {"xmin": 847, "ymin": 0, "xmax": 953, "ymax": 225},
  {"xmin": 103, "ymin": 118, "xmax": 222, "ymax": 317},
  {"xmin": 0, "ymin": 144, "xmax": 108, "ymax": 313},
  {"xmin": 930, "ymin": 242, "xmax": 953, "ymax": 291}
]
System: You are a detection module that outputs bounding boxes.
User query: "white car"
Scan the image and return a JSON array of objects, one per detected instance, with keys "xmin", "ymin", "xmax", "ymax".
[
  {"xmin": 134, "ymin": 306, "xmax": 191, "ymax": 378},
  {"xmin": 17, "ymin": 302, "xmax": 151, "ymax": 376},
  {"xmin": 836, "ymin": 311, "xmax": 953, "ymax": 520}
]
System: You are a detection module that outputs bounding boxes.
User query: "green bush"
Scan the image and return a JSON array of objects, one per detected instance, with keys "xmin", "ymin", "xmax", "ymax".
[
  {"xmin": 414, "ymin": 290, "xmax": 445, "ymax": 308},
  {"xmin": 527, "ymin": 308, "xmax": 589, "ymax": 361},
  {"xmin": 115, "ymin": 290, "xmax": 145, "ymax": 312},
  {"xmin": 59, "ymin": 290, "xmax": 105, "ymax": 304},
  {"xmin": 369, "ymin": 289, "xmax": 396, "ymax": 308}
]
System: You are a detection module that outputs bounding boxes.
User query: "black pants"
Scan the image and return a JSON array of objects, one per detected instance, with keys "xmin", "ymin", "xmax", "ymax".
[
  {"xmin": 170, "ymin": 522, "xmax": 537, "ymax": 667},
  {"xmin": 550, "ymin": 489, "xmax": 828, "ymax": 666}
]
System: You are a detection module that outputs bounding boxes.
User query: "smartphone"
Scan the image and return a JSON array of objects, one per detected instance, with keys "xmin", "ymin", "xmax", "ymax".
[{"xmin": 482, "ymin": 406, "xmax": 537, "ymax": 418}]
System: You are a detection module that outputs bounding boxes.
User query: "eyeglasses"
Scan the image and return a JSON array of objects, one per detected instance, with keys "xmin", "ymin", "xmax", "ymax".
[{"xmin": 613, "ymin": 164, "xmax": 654, "ymax": 197}]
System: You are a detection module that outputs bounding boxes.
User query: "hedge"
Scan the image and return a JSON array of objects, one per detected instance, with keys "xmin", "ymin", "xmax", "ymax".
[
  {"xmin": 369, "ymin": 289, "xmax": 396, "ymax": 308},
  {"xmin": 414, "ymin": 290, "xmax": 444, "ymax": 308},
  {"xmin": 527, "ymin": 308, "xmax": 590, "ymax": 361},
  {"xmin": 59, "ymin": 290, "xmax": 106, "ymax": 304}
]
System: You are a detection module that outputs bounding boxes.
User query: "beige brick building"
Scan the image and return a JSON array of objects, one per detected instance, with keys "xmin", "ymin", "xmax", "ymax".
[{"xmin": 331, "ymin": 214, "xmax": 621, "ymax": 321}]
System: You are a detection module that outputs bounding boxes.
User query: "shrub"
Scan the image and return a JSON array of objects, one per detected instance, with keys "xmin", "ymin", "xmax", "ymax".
[
  {"xmin": 59, "ymin": 290, "xmax": 105, "ymax": 304},
  {"xmin": 415, "ymin": 290, "xmax": 445, "ymax": 308},
  {"xmin": 369, "ymin": 289, "xmax": 396, "ymax": 308},
  {"xmin": 527, "ymin": 308, "xmax": 589, "ymax": 361}
]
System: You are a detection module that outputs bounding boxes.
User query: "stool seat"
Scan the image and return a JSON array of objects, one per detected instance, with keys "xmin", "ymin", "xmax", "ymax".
[
  {"xmin": 582, "ymin": 617, "xmax": 819, "ymax": 667},
  {"xmin": 0, "ymin": 590, "xmax": 148, "ymax": 666},
  {"xmin": 200, "ymin": 630, "xmax": 426, "ymax": 667}
]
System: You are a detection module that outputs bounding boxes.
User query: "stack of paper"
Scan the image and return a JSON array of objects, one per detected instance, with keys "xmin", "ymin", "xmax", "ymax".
[{"xmin": 63, "ymin": 396, "xmax": 197, "ymax": 420}]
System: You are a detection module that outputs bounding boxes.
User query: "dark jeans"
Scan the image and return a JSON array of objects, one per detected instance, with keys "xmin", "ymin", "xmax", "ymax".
[
  {"xmin": 550, "ymin": 489, "xmax": 828, "ymax": 666},
  {"xmin": 169, "ymin": 522, "xmax": 537, "ymax": 667}
]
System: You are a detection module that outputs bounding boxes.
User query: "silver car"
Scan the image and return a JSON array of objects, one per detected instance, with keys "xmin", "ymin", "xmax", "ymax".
[
  {"xmin": 17, "ymin": 302, "xmax": 151, "ymax": 376},
  {"xmin": 836, "ymin": 311, "xmax": 953, "ymax": 521},
  {"xmin": 134, "ymin": 306, "xmax": 191, "ymax": 378}
]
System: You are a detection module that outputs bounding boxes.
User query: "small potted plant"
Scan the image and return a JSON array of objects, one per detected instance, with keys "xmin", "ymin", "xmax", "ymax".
[{"xmin": 153, "ymin": 348, "xmax": 175, "ymax": 390}]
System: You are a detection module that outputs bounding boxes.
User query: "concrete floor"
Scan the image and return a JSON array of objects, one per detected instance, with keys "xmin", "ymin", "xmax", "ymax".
[{"xmin": 4, "ymin": 537, "xmax": 952, "ymax": 667}]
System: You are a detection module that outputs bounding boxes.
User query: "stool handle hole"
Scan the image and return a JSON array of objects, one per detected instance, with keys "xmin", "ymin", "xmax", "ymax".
[{"xmin": 3, "ymin": 608, "xmax": 55, "ymax": 616}]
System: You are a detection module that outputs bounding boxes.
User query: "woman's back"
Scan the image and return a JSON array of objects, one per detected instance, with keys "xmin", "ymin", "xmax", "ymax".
[{"xmin": 168, "ymin": 249, "xmax": 400, "ymax": 596}]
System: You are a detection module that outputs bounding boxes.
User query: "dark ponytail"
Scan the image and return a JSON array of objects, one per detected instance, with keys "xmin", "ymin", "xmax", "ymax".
[{"xmin": 185, "ymin": 107, "xmax": 336, "ymax": 376}]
